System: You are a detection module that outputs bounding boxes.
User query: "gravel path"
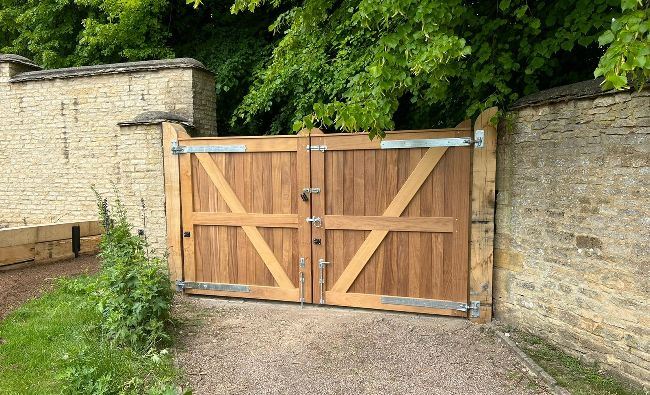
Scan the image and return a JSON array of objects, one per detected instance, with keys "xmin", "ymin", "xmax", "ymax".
[
  {"xmin": 173, "ymin": 297, "xmax": 550, "ymax": 395},
  {"xmin": 0, "ymin": 255, "xmax": 99, "ymax": 320}
]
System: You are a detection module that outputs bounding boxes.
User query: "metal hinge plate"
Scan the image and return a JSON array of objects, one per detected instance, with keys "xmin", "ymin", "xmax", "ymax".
[
  {"xmin": 175, "ymin": 280, "xmax": 250, "ymax": 293},
  {"xmin": 380, "ymin": 296, "xmax": 480, "ymax": 317},
  {"xmin": 381, "ymin": 131, "xmax": 486, "ymax": 150},
  {"xmin": 171, "ymin": 140, "xmax": 246, "ymax": 155}
]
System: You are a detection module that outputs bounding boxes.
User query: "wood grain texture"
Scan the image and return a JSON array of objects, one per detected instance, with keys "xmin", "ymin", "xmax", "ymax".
[
  {"xmin": 192, "ymin": 213, "xmax": 298, "ymax": 228},
  {"xmin": 324, "ymin": 215, "xmax": 454, "ymax": 232},
  {"xmin": 330, "ymin": 147, "xmax": 448, "ymax": 293},
  {"xmin": 194, "ymin": 152, "xmax": 295, "ymax": 289},
  {"xmin": 162, "ymin": 122, "xmax": 185, "ymax": 282},
  {"xmin": 470, "ymin": 107, "xmax": 498, "ymax": 323},
  {"xmin": 172, "ymin": 125, "xmax": 479, "ymax": 317}
]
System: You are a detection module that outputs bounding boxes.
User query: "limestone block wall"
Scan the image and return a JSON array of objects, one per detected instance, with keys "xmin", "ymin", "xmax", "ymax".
[
  {"xmin": 0, "ymin": 55, "xmax": 217, "ymax": 252},
  {"xmin": 494, "ymin": 79, "xmax": 650, "ymax": 388}
]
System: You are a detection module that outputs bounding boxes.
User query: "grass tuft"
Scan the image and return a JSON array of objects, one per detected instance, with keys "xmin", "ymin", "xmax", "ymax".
[
  {"xmin": 0, "ymin": 276, "xmax": 181, "ymax": 394},
  {"xmin": 512, "ymin": 331, "xmax": 645, "ymax": 395}
]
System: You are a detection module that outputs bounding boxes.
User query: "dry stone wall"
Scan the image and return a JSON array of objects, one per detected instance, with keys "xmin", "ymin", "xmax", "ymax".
[
  {"xmin": 0, "ymin": 55, "xmax": 216, "ymax": 251},
  {"xmin": 494, "ymin": 79, "xmax": 650, "ymax": 388}
]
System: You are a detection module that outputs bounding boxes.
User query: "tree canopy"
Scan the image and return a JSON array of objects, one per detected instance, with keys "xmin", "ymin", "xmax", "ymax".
[{"xmin": 1, "ymin": 0, "xmax": 647, "ymax": 136}]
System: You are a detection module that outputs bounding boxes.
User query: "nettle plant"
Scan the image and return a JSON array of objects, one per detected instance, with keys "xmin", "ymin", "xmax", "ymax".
[{"xmin": 92, "ymin": 188, "xmax": 173, "ymax": 352}]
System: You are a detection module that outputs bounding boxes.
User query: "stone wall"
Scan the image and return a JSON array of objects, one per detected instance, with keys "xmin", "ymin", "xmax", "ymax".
[
  {"xmin": 494, "ymin": 79, "xmax": 649, "ymax": 388},
  {"xmin": 0, "ymin": 54, "xmax": 216, "ymax": 251}
]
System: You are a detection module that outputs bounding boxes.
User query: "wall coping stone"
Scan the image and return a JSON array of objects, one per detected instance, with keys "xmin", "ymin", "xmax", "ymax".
[
  {"xmin": 8, "ymin": 57, "xmax": 210, "ymax": 83},
  {"xmin": 0, "ymin": 54, "xmax": 41, "ymax": 70},
  {"xmin": 118, "ymin": 111, "xmax": 192, "ymax": 127},
  {"xmin": 511, "ymin": 78, "xmax": 621, "ymax": 109}
]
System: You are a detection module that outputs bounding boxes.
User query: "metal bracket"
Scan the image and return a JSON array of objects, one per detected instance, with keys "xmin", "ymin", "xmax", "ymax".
[
  {"xmin": 306, "ymin": 216, "xmax": 322, "ymax": 227},
  {"xmin": 318, "ymin": 258, "xmax": 330, "ymax": 304},
  {"xmin": 175, "ymin": 280, "xmax": 185, "ymax": 292},
  {"xmin": 171, "ymin": 140, "xmax": 246, "ymax": 154},
  {"xmin": 468, "ymin": 301, "xmax": 481, "ymax": 318},
  {"xmin": 380, "ymin": 133, "xmax": 486, "ymax": 150},
  {"xmin": 381, "ymin": 296, "xmax": 480, "ymax": 317},
  {"xmin": 306, "ymin": 145, "xmax": 327, "ymax": 152},
  {"xmin": 474, "ymin": 130, "xmax": 485, "ymax": 148},
  {"xmin": 302, "ymin": 187, "xmax": 321, "ymax": 194},
  {"xmin": 175, "ymin": 280, "xmax": 250, "ymax": 293}
]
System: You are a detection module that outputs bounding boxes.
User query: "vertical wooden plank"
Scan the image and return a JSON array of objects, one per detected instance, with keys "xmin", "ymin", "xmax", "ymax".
[
  {"xmin": 351, "ymin": 149, "xmax": 365, "ymax": 293},
  {"xmin": 384, "ymin": 149, "xmax": 398, "ymax": 295},
  {"xmin": 179, "ymin": 151, "xmax": 196, "ymax": 282},
  {"xmin": 162, "ymin": 123, "xmax": 184, "ymax": 284},
  {"xmin": 362, "ymin": 150, "xmax": 376, "ymax": 294},
  {"xmin": 418, "ymin": 162, "xmax": 433, "ymax": 299},
  {"xmin": 332, "ymin": 151, "xmax": 344, "ymax": 291},
  {"xmin": 396, "ymin": 150, "xmax": 410, "ymax": 296},
  {"xmin": 444, "ymin": 147, "xmax": 471, "ymax": 303},
  {"xmin": 407, "ymin": 148, "xmax": 421, "ymax": 297},
  {"xmin": 374, "ymin": 149, "xmax": 387, "ymax": 295},
  {"xmin": 297, "ymin": 135, "xmax": 313, "ymax": 302},
  {"xmin": 310, "ymin": 134, "xmax": 327, "ymax": 303},
  {"xmin": 272, "ymin": 153, "xmax": 284, "ymax": 283},
  {"xmin": 470, "ymin": 107, "xmax": 498, "ymax": 323},
  {"xmin": 343, "ymin": 150, "xmax": 356, "ymax": 292}
]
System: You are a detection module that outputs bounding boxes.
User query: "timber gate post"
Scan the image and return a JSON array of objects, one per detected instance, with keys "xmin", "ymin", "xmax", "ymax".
[{"xmin": 469, "ymin": 107, "xmax": 498, "ymax": 323}]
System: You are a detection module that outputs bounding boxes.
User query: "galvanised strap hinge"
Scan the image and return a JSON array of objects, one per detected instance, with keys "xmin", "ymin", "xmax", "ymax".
[
  {"xmin": 176, "ymin": 280, "xmax": 251, "ymax": 293},
  {"xmin": 175, "ymin": 280, "xmax": 185, "ymax": 292},
  {"xmin": 380, "ymin": 130, "xmax": 485, "ymax": 150},
  {"xmin": 171, "ymin": 140, "xmax": 247, "ymax": 155},
  {"xmin": 306, "ymin": 145, "xmax": 327, "ymax": 152},
  {"xmin": 380, "ymin": 296, "xmax": 481, "ymax": 318}
]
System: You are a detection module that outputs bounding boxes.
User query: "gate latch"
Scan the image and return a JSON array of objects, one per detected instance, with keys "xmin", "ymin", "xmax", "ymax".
[
  {"xmin": 306, "ymin": 145, "xmax": 327, "ymax": 152},
  {"xmin": 306, "ymin": 216, "xmax": 322, "ymax": 227}
]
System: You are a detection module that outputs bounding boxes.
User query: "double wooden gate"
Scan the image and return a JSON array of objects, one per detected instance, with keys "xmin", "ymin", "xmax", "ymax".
[{"xmin": 162, "ymin": 109, "xmax": 496, "ymax": 321}]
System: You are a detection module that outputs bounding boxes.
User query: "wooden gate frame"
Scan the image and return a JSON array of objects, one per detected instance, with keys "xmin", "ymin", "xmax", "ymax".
[{"xmin": 161, "ymin": 107, "xmax": 497, "ymax": 322}]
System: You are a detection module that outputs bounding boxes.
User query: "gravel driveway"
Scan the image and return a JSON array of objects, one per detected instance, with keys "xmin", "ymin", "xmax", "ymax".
[{"xmin": 173, "ymin": 297, "xmax": 549, "ymax": 395}]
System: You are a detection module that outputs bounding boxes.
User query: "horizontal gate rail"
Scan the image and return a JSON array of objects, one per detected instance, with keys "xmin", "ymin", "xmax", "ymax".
[{"xmin": 323, "ymin": 215, "xmax": 455, "ymax": 232}]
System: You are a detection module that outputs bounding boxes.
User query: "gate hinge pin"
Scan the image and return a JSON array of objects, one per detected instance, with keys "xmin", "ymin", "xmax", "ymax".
[
  {"xmin": 175, "ymin": 280, "xmax": 185, "ymax": 292},
  {"xmin": 468, "ymin": 301, "xmax": 481, "ymax": 318},
  {"xmin": 473, "ymin": 130, "xmax": 484, "ymax": 148},
  {"xmin": 171, "ymin": 140, "xmax": 184, "ymax": 155}
]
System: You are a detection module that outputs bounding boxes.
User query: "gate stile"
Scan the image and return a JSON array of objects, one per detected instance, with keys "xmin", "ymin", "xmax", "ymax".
[{"xmin": 165, "ymin": 108, "xmax": 497, "ymax": 321}]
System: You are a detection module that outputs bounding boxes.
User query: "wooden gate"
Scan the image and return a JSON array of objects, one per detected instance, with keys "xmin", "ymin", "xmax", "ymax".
[{"xmin": 163, "ymin": 108, "xmax": 496, "ymax": 321}]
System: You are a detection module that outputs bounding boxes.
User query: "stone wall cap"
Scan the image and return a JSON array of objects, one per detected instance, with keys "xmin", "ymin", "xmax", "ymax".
[
  {"xmin": 510, "ymin": 78, "xmax": 634, "ymax": 109},
  {"xmin": 9, "ymin": 57, "xmax": 210, "ymax": 83},
  {"xmin": 118, "ymin": 111, "xmax": 193, "ymax": 127},
  {"xmin": 0, "ymin": 54, "xmax": 41, "ymax": 70}
]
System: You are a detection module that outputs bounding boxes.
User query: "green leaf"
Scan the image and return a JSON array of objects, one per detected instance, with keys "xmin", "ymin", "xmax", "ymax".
[
  {"xmin": 598, "ymin": 30, "xmax": 615, "ymax": 46},
  {"xmin": 621, "ymin": 0, "xmax": 638, "ymax": 11}
]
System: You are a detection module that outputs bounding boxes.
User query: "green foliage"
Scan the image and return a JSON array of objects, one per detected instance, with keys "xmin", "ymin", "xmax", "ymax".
[
  {"xmin": 0, "ymin": 278, "xmax": 183, "ymax": 394},
  {"xmin": 232, "ymin": 0, "xmax": 470, "ymax": 138},
  {"xmin": 93, "ymin": 189, "xmax": 174, "ymax": 352},
  {"xmin": 0, "ymin": 0, "xmax": 172, "ymax": 68},
  {"xmin": 513, "ymin": 331, "xmax": 645, "ymax": 395},
  {"xmin": 231, "ymin": 0, "xmax": 625, "ymax": 136},
  {"xmin": 170, "ymin": 1, "xmax": 280, "ymax": 135},
  {"xmin": 1, "ymin": 0, "xmax": 647, "ymax": 135},
  {"xmin": 595, "ymin": 0, "xmax": 650, "ymax": 90}
]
